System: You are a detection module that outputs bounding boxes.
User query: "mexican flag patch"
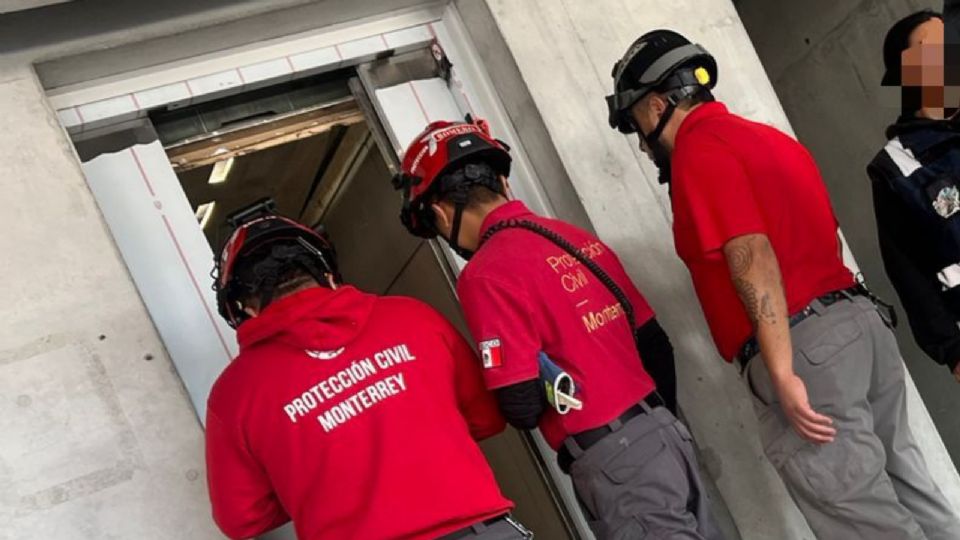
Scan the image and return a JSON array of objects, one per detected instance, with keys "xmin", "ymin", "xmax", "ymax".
[{"xmin": 480, "ymin": 338, "xmax": 503, "ymax": 369}]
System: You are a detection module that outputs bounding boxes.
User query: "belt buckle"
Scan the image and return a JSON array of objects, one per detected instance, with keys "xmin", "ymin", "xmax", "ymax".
[
  {"xmin": 504, "ymin": 516, "xmax": 534, "ymax": 539},
  {"xmin": 794, "ymin": 305, "xmax": 813, "ymax": 322},
  {"xmin": 736, "ymin": 340, "xmax": 757, "ymax": 372},
  {"xmin": 645, "ymin": 392, "xmax": 664, "ymax": 410}
]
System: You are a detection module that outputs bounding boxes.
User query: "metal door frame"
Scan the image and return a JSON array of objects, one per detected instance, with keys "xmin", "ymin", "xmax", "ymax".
[{"xmin": 55, "ymin": 3, "xmax": 592, "ymax": 537}]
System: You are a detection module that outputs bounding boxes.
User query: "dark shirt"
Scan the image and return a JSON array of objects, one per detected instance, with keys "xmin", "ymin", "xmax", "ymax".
[{"xmin": 868, "ymin": 115, "xmax": 960, "ymax": 371}]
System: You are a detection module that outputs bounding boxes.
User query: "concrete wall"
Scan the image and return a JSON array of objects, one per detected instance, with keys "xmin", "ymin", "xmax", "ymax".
[
  {"xmin": 463, "ymin": 0, "xmax": 960, "ymax": 537},
  {"xmin": 0, "ymin": 2, "xmax": 399, "ymax": 538},
  {"xmin": 0, "ymin": 66, "xmax": 221, "ymax": 538},
  {"xmin": 733, "ymin": 0, "xmax": 960, "ymax": 466}
]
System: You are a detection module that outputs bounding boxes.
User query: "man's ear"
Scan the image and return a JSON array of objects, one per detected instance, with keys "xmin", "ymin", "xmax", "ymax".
[
  {"xmin": 499, "ymin": 175, "xmax": 514, "ymax": 200},
  {"xmin": 242, "ymin": 305, "xmax": 259, "ymax": 318},
  {"xmin": 431, "ymin": 202, "xmax": 452, "ymax": 232},
  {"xmin": 325, "ymin": 273, "xmax": 338, "ymax": 290},
  {"xmin": 648, "ymin": 93, "xmax": 667, "ymax": 117}
]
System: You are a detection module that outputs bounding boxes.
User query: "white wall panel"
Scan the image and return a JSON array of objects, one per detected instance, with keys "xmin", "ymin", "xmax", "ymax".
[{"xmin": 81, "ymin": 140, "xmax": 237, "ymax": 420}]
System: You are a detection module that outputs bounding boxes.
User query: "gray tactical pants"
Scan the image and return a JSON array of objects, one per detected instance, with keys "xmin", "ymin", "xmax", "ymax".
[
  {"xmin": 567, "ymin": 404, "xmax": 723, "ymax": 540},
  {"xmin": 745, "ymin": 295, "xmax": 960, "ymax": 540}
]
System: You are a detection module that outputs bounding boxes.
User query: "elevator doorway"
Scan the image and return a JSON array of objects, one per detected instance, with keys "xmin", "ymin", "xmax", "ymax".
[{"xmin": 155, "ymin": 72, "xmax": 575, "ymax": 538}]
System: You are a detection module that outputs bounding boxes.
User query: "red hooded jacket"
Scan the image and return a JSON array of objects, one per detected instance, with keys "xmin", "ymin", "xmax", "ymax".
[{"xmin": 205, "ymin": 285, "xmax": 511, "ymax": 539}]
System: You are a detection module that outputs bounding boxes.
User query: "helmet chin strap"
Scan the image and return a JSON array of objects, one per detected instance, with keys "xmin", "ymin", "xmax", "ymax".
[
  {"xmin": 645, "ymin": 100, "xmax": 675, "ymax": 144},
  {"xmin": 434, "ymin": 163, "xmax": 505, "ymax": 260},
  {"xmin": 642, "ymin": 100, "xmax": 677, "ymax": 185},
  {"xmin": 445, "ymin": 202, "xmax": 475, "ymax": 260}
]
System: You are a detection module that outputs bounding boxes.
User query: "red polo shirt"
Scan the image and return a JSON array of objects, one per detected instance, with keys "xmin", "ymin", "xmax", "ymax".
[
  {"xmin": 456, "ymin": 201, "xmax": 656, "ymax": 449},
  {"xmin": 670, "ymin": 102, "xmax": 854, "ymax": 361}
]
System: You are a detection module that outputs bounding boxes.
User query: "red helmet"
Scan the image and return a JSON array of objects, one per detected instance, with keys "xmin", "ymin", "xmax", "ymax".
[
  {"xmin": 393, "ymin": 117, "xmax": 511, "ymax": 237},
  {"xmin": 213, "ymin": 200, "xmax": 339, "ymax": 328}
]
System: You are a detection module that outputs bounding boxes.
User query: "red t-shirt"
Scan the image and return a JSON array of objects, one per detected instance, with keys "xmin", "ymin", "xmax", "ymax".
[
  {"xmin": 670, "ymin": 102, "xmax": 854, "ymax": 361},
  {"xmin": 456, "ymin": 201, "xmax": 657, "ymax": 449},
  {"xmin": 205, "ymin": 286, "xmax": 512, "ymax": 540}
]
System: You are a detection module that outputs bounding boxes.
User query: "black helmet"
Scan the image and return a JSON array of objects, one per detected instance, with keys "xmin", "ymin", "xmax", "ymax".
[
  {"xmin": 212, "ymin": 199, "xmax": 340, "ymax": 328},
  {"xmin": 606, "ymin": 29, "xmax": 718, "ymax": 134}
]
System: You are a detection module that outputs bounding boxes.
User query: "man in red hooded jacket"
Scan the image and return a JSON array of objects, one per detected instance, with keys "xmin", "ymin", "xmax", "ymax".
[{"xmin": 204, "ymin": 201, "xmax": 531, "ymax": 540}]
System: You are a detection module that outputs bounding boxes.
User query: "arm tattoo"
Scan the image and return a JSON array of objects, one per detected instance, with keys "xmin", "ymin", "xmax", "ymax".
[
  {"xmin": 728, "ymin": 240, "xmax": 778, "ymax": 328},
  {"xmin": 759, "ymin": 292, "xmax": 776, "ymax": 325},
  {"xmin": 727, "ymin": 244, "xmax": 753, "ymax": 279},
  {"xmin": 733, "ymin": 277, "xmax": 760, "ymax": 325}
]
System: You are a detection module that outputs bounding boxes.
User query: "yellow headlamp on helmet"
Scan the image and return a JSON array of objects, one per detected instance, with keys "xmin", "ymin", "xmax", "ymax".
[{"xmin": 694, "ymin": 66, "xmax": 711, "ymax": 86}]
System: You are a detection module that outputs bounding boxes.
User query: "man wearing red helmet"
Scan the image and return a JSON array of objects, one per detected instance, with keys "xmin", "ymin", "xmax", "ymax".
[
  {"xmin": 394, "ymin": 120, "xmax": 720, "ymax": 539},
  {"xmin": 204, "ymin": 200, "xmax": 532, "ymax": 539}
]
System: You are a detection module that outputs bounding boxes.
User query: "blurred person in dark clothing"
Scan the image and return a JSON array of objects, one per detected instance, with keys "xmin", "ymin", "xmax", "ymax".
[{"xmin": 869, "ymin": 10, "xmax": 960, "ymax": 382}]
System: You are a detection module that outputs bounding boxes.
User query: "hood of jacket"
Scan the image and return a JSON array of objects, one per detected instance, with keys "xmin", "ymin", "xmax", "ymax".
[{"xmin": 236, "ymin": 285, "xmax": 376, "ymax": 353}]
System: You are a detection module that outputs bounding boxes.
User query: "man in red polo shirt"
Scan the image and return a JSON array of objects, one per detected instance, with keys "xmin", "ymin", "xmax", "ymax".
[
  {"xmin": 393, "ymin": 119, "xmax": 720, "ymax": 539},
  {"xmin": 607, "ymin": 29, "xmax": 960, "ymax": 539},
  {"xmin": 204, "ymin": 202, "xmax": 531, "ymax": 539}
]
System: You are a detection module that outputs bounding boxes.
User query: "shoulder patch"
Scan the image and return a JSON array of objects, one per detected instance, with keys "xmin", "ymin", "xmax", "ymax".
[{"xmin": 479, "ymin": 338, "xmax": 503, "ymax": 369}]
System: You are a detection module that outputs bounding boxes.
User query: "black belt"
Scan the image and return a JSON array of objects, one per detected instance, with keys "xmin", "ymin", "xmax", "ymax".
[
  {"xmin": 735, "ymin": 286, "xmax": 864, "ymax": 370},
  {"xmin": 439, "ymin": 515, "xmax": 510, "ymax": 540},
  {"xmin": 556, "ymin": 392, "xmax": 664, "ymax": 473}
]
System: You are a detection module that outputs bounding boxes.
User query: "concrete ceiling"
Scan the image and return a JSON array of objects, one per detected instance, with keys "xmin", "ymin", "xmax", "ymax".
[
  {"xmin": 0, "ymin": 0, "xmax": 316, "ymax": 56},
  {"xmin": 6, "ymin": 0, "xmax": 439, "ymax": 86},
  {"xmin": 0, "ymin": 0, "xmax": 72, "ymax": 15}
]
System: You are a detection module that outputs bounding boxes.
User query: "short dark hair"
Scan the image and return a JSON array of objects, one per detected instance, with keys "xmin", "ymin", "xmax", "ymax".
[
  {"xmin": 675, "ymin": 87, "xmax": 714, "ymax": 110},
  {"xmin": 231, "ymin": 243, "xmax": 321, "ymax": 309},
  {"xmin": 271, "ymin": 271, "xmax": 317, "ymax": 299},
  {"xmin": 642, "ymin": 84, "xmax": 713, "ymax": 112},
  {"xmin": 438, "ymin": 183, "xmax": 505, "ymax": 209},
  {"xmin": 433, "ymin": 162, "xmax": 507, "ymax": 210}
]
